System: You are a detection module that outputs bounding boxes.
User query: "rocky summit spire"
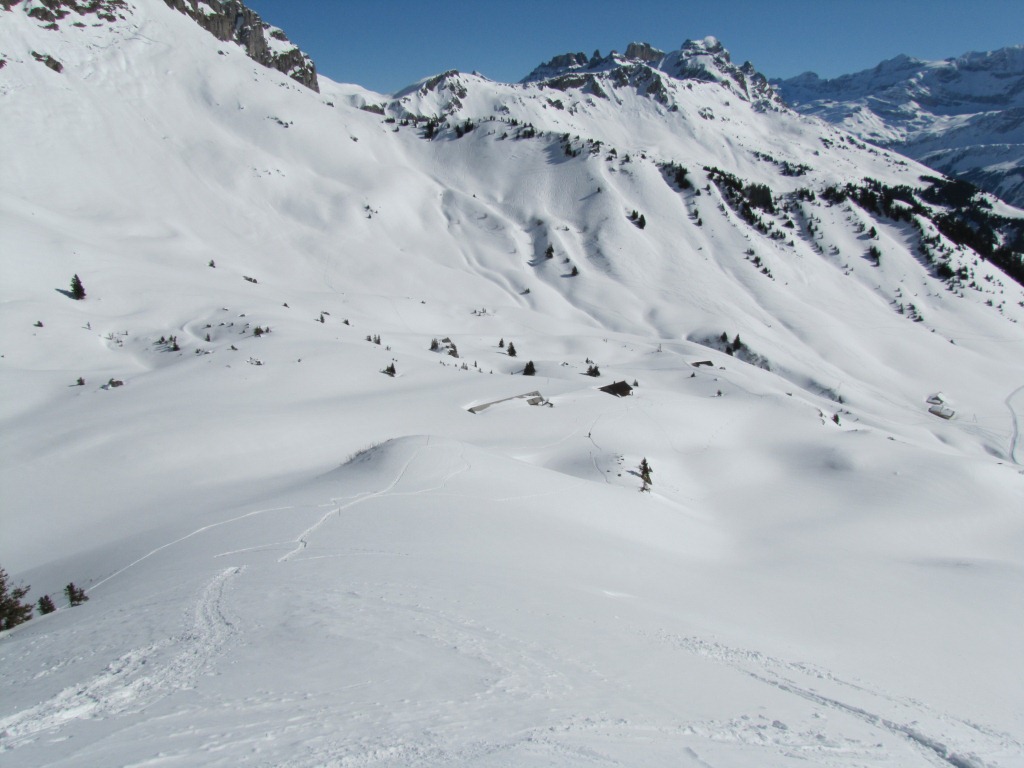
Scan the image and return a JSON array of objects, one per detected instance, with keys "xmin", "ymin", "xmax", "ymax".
[{"xmin": 163, "ymin": 0, "xmax": 319, "ymax": 92}]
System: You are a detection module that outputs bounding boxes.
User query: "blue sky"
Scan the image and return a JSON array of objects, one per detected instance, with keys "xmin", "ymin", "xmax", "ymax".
[{"xmin": 245, "ymin": 0, "xmax": 1024, "ymax": 94}]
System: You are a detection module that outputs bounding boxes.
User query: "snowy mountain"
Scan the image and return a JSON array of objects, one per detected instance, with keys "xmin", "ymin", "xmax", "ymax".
[
  {"xmin": 2, "ymin": 2, "xmax": 1023, "ymax": 766},
  {"xmin": 775, "ymin": 47, "xmax": 1024, "ymax": 208}
]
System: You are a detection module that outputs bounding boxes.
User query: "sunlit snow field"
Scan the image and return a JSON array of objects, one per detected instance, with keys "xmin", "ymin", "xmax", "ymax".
[{"xmin": 1, "ymin": 2, "xmax": 1023, "ymax": 766}]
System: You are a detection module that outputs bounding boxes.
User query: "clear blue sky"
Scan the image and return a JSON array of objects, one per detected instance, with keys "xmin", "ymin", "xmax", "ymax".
[{"xmin": 244, "ymin": 0, "xmax": 1024, "ymax": 94}]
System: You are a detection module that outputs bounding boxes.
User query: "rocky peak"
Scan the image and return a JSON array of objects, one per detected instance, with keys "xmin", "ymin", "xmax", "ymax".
[
  {"xmin": 523, "ymin": 36, "xmax": 782, "ymax": 111},
  {"xmin": 162, "ymin": 0, "xmax": 319, "ymax": 92},
  {"xmin": 623, "ymin": 41, "xmax": 665, "ymax": 65}
]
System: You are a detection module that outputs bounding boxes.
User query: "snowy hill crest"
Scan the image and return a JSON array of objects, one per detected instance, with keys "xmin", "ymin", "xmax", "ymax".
[{"xmin": 2, "ymin": 0, "xmax": 320, "ymax": 91}]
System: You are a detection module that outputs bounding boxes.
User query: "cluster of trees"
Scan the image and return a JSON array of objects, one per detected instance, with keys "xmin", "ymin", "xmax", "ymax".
[
  {"xmin": 704, "ymin": 166, "xmax": 778, "ymax": 234},
  {"xmin": 627, "ymin": 209, "xmax": 647, "ymax": 229},
  {"xmin": 817, "ymin": 176, "xmax": 1024, "ymax": 287},
  {"xmin": 660, "ymin": 162, "xmax": 691, "ymax": 190},
  {"xmin": 1, "ymin": 567, "xmax": 89, "ymax": 631}
]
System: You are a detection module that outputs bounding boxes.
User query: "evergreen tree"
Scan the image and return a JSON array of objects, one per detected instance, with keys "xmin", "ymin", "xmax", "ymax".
[
  {"xmin": 37, "ymin": 594, "xmax": 56, "ymax": 615},
  {"xmin": 507, "ymin": 342, "xmax": 517, "ymax": 357},
  {"xmin": 498, "ymin": 338, "xmax": 505, "ymax": 348},
  {"xmin": 544, "ymin": 244, "xmax": 554, "ymax": 259},
  {"xmin": 70, "ymin": 274, "xmax": 86, "ymax": 300},
  {"xmin": 64, "ymin": 582, "xmax": 89, "ymax": 607},
  {"xmin": 1, "ymin": 567, "xmax": 33, "ymax": 629},
  {"xmin": 639, "ymin": 458, "xmax": 653, "ymax": 492},
  {"xmin": 570, "ymin": 265, "xmax": 579, "ymax": 276},
  {"xmin": 523, "ymin": 360, "xmax": 536, "ymax": 376},
  {"xmin": 637, "ymin": 214, "xmax": 646, "ymax": 229}
]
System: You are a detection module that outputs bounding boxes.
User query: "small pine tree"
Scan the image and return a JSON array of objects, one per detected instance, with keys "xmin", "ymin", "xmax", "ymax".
[
  {"xmin": 37, "ymin": 594, "xmax": 56, "ymax": 615},
  {"xmin": 70, "ymin": 274, "xmax": 86, "ymax": 300},
  {"xmin": 430, "ymin": 338, "xmax": 439, "ymax": 351},
  {"xmin": 383, "ymin": 362, "xmax": 396, "ymax": 377},
  {"xmin": 1, "ymin": 567, "xmax": 34, "ymax": 629},
  {"xmin": 64, "ymin": 582, "xmax": 88, "ymax": 607},
  {"xmin": 498, "ymin": 338, "xmax": 505, "ymax": 348},
  {"xmin": 507, "ymin": 342, "xmax": 517, "ymax": 357},
  {"xmin": 570, "ymin": 265, "xmax": 579, "ymax": 276},
  {"xmin": 639, "ymin": 458, "xmax": 653, "ymax": 492},
  {"xmin": 545, "ymin": 244, "xmax": 554, "ymax": 259},
  {"xmin": 586, "ymin": 364, "xmax": 600, "ymax": 377},
  {"xmin": 523, "ymin": 360, "xmax": 536, "ymax": 375},
  {"xmin": 637, "ymin": 214, "xmax": 646, "ymax": 229}
]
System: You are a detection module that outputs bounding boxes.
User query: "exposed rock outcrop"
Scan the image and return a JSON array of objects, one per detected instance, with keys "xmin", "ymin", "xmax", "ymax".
[
  {"xmin": 522, "ymin": 37, "xmax": 783, "ymax": 111},
  {"xmin": 162, "ymin": 0, "xmax": 319, "ymax": 92}
]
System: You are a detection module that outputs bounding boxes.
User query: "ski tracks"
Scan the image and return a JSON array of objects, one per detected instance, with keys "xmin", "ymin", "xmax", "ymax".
[
  {"xmin": 1005, "ymin": 384, "xmax": 1024, "ymax": 465},
  {"xmin": 279, "ymin": 439, "xmax": 471, "ymax": 563},
  {"xmin": 0, "ymin": 566, "xmax": 242, "ymax": 752},
  {"xmin": 657, "ymin": 633, "xmax": 1021, "ymax": 767}
]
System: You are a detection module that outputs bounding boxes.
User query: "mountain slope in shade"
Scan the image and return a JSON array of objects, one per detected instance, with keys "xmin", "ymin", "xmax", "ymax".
[
  {"xmin": 775, "ymin": 46, "xmax": 1024, "ymax": 207},
  {"xmin": 1, "ymin": 2, "xmax": 1023, "ymax": 766}
]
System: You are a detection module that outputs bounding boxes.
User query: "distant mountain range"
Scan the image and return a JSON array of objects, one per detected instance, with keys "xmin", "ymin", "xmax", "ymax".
[{"xmin": 775, "ymin": 47, "xmax": 1024, "ymax": 208}]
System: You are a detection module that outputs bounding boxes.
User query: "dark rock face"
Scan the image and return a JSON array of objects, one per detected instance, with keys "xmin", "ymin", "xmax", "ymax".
[
  {"xmin": 32, "ymin": 51, "xmax": 64, "ymax": 71},
  {"xmin": 162, "ymin": 0, "xmax": 319, "ymax": 92}
]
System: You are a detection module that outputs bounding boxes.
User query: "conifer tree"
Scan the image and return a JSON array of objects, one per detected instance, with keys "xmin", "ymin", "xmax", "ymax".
[
  {"xmin": 507, "ymin": 342, "xmax": 517, "ymax": 357},
  {"xmin": 64, "ymin": 582, "xmax": 88, "ymax": 607},
  {"xmin": 523, "ymin": 360, "xmax": 536, "ymax": 375},
  {"xmin": 639, "ymin": 458, "xmax": 653, "ymax": 492},
  {"xmin": 1, "ymin": 567, "xmax": 33, "ymax": 629},
  {"xmin": 70, "ymin": 274, "xmax": 86, "ymax": 300},
  {"xmin": 37, "ymin": 594, "xmax": 56, "ymax": 615}
]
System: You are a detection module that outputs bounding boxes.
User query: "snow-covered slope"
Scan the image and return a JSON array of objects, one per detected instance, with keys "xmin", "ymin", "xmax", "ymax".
[
  {"xmin": 776, "ymin": 47, "xmax": 1024, "ymax": 208},
  {"xmin": 2, "ymin": 3, "xmax": 1023, "ymax": 766}
]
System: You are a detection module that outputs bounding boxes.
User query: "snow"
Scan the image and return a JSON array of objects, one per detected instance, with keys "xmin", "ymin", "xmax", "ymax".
[{"xmin": 1, "ymin": 1, "xmax": 1023, "ymax": 766}]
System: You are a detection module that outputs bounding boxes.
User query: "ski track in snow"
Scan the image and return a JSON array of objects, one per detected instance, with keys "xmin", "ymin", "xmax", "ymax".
[
  {"xmin": 88, "ymin": 508, "xmax": 291, "ymax": 593},
  {"xmin": 0, "ymin": 566, "xmax": 242, "ymax": 752},
  {"xmin": 1006, "ymin": 385, "xmax": 1024, "ymax": 465},
  {"xmin": 655, "ymin": 632, "xmax": 1021, "ymax": 768},
  {"xmin": 279, "ymin": 438, "xmax": 471, "ymax": 562}
]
